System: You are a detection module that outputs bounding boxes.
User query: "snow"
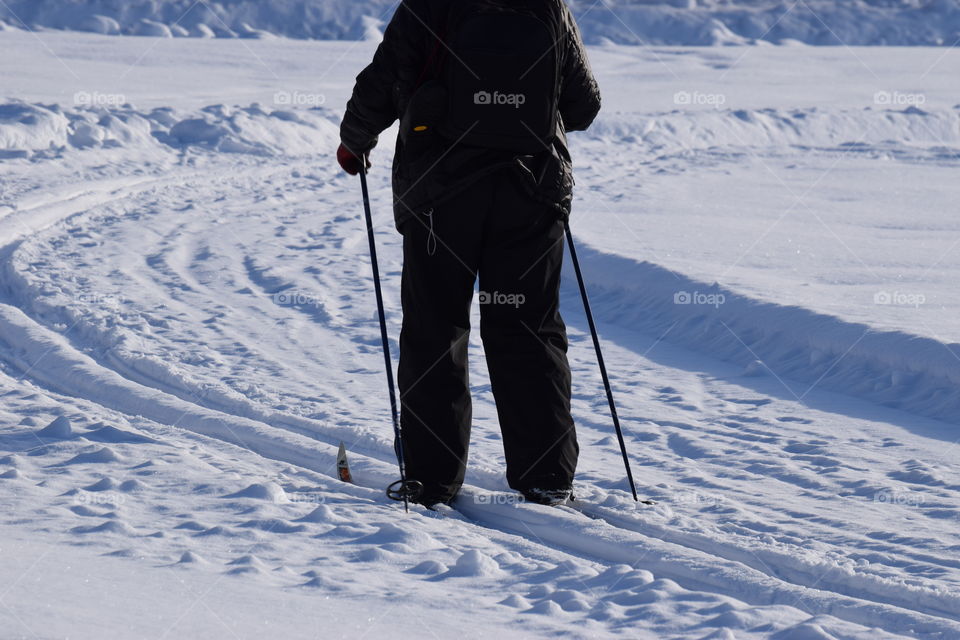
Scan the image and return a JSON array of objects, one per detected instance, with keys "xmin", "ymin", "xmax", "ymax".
[
  {"xmin": 0, "ymin": 100, "xmax": 339, "ymax": 158},
  {"xmin": 2, "ymin": 18, "xmax": 960, "ymax": 640},
  {"xmin": 37, "ymin": 415, "xmax": 73, "ymax": 438}
]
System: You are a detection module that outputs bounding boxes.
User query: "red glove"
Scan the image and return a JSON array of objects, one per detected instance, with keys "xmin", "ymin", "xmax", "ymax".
[{"xmin": 337, "ymin": 143, "xmax": 371, "ymax": 175}]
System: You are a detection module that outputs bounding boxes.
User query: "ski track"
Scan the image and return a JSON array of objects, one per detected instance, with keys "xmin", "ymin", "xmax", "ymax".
[
  {"xmin": 2, "ymin": 37, "xmax": 960, "ymax": 639},
  {"xmin": 1, "ymin": 142, "xmax": 959, "ymax": 638}
]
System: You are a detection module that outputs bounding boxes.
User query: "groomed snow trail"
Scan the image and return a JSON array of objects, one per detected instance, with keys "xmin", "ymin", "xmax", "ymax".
[
  {"xmin": 1, "ymin": 148, "xmax": 957, "ymax": 639},
  {"xmin": 2, "ymin": 34, "xmax": 959, "ymax": 639}
]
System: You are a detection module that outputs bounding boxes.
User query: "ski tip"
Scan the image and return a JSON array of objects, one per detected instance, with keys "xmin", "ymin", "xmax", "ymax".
[{"xmin": 336, "ymin": 441, "xmax": 353, "ymax": 484}]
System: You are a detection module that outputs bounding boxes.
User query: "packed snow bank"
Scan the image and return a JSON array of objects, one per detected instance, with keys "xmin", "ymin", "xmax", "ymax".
[
  {"xmin": 2, "ymin": 0, "xmax": 960, "ymax": 45},
  {"xmin": 567, "ymin": 247, "xmax": 960, "ymax": 427},
  {"xmin": 574, "ymin": 0, "xmax": 960, "ymax": 46},
  {"xmin": 5, "ymin": 99, "xmax": 957, "ymax": 161},
  {"xmin": 0, "ymin": 101, "xmax": 340, "ymax": 159},
  {"xmin": 0, "ymin": 0, "xmax": 390, "ymax": 41},
  {"xmin": 587, "ymin": 105, "xmax": 960, "ymax": 152}
]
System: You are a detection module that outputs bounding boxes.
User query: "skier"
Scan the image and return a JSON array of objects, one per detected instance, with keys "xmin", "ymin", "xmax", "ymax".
[{"xmin": 337, "ymin": 0, "xmax": 601, "ymax": 507}]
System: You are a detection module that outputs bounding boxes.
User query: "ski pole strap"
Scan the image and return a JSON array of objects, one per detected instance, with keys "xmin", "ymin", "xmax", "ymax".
[{"xmin": 387, "ymin": 479, "xmax": 424, "ymax": 503}]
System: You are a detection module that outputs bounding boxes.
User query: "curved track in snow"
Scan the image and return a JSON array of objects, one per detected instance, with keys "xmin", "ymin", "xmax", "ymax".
[
  {"xmin": 3, "ymin": 34, "xmax": 960, "ymax": 638},
  {"xmin": 2, "ymin": 148, "xmax": 960, "ymax": 638}
]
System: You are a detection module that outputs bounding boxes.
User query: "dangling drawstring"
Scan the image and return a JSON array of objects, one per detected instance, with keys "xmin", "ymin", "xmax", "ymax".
[{"xmin": 424, "ymin": 208, "xmax": 437, "ymax": 256}]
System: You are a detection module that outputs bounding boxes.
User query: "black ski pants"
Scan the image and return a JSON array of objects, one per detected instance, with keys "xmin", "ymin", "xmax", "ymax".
[{"xmin": 397, "ymin": 170, "xmax": 578, "ymax": 503}]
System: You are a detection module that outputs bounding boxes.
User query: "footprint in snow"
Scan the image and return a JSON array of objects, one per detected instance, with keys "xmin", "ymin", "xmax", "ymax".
[
  {"xmin": 193, "ymin": 525, "xmax": 235, "ymax": 537},
  {"xmin": 724, "ymin": 396, "xmax": 772, "ymax": 407},
  {"xmin": 221, "ymin": 482, "xmax": 287, "ymax": 502},
  {"xmin": 177, "ymin": 551, "xmax": 208, "ymax": 565},
  {"xmin": 296, "ymin": 504, "xmax": 347, "ymax": 524},
  {"xmin": 56, "ymin": 447, "xmax": 123, "ymax": 466},
  {"xmin": 318, "ymin": 524, "xmax": 376, "ymax": 538},
  {"xmin": 352, "ymin": 547, "xmax": 394, "ymax": 563},
  {"xmin": 525, "ymin": 600, "xmax": 565, "ymax": 615},
  {"xmin": 547, "ymin": 589, "xmax": 587, "ymax": 609},
  {"xmin": 238, "ymin": 518, "xmax": 307, "ymax": 534},
  {"xmin": 352, "ymin": 523, "xmax": 436, "ymax": 552},
  {"xmin": 888, "ymin": 460, "xmax": 947, "ymax": 487},
  {"xmin": 406, "ymin": 560, "xmax": 446, "ymax": 575},
  {"xmin": 69, "ymin": 505, "xmax": 114, "ymax": 518},
  {"xmin": 225, "ymin": 555, "xmax": 268, "ymax": 576},
  {"xmin": 82, "ymin": 477, "xmax": 120, "ymax": 492},
  {"xmin": 498, "ymin": 594, "xmax": 530, "ymax": 608},
  {"xmin": 37, "ymin": 416, "xmax": 73, "ymax": 439},
  {"xmin": 783, "ymin": 442, "xmax": 828, "ymax": 455},
  {"xmin": 0, "ymin": 454, "xmax": 20, "ymax": 466},
  {"xmin": 436, "ymin": 550, "xmax": 503, "ymax": 579},
  {"xmin": 526, "ymin": 584, "xmax": 552, "ymax": 599},
  {"xmin": 768, "ymin": 621, "xmax": 838, "ymax": 640},
  {"xmin": 298, "ymin": 570, "xmax": 349, "ymax": 591},
  {"xmin": 118, "ymin": 479, "xmax": 146, "ymax": 492},
  {"xmin": 667, "ymin": 433, "xmax": 715, "ymax": 459},
  {"xmin": 699, "ymin": 629, "xmax": 737, "ymax": 640},
  {"xmin": 83, "ymin": 423, "xmax": 156, "ymax": 444},
  {"xmin": 70, "ymin": 520, "xmax": 137, "ymax": 536}
]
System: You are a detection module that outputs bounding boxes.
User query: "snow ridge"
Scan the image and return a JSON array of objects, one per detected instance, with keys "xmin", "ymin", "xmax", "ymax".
[
  {"xmin": 0, "ymin": 101, "xmax": 340, "ymax": 160},
  {"xmin": 567, "ymin": 247, "xmax": 960, "ymax": 426}
]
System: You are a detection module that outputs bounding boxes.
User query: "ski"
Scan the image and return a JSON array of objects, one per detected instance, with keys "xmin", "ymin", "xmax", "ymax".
[{"xmin": 337, "ymin": 441, "xmax": 353, "ymax": 483}]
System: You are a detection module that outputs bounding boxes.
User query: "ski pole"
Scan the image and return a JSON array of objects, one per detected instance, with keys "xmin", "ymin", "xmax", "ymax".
[
  {"xmin": 564, "ymin": 220, "xmax": 639, "ymax": 502},
  {"xmin": 358, "ymin": 166, "xmax": 418, "ymax": 512}
]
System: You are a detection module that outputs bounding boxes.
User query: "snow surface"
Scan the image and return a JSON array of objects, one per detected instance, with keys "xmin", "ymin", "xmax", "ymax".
[
  {"xmin": 1, "ymin": 23, "xmax": 960, "ymax": 640},
  {"xmin": 2, "ymin": 0, "xmax": 960, "ymax": 45}
]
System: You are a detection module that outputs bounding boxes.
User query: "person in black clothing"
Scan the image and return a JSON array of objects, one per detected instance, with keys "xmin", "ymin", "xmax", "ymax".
[{"xmin": 337, "ymin": 0, "xmax": 601, "ymax": 507}]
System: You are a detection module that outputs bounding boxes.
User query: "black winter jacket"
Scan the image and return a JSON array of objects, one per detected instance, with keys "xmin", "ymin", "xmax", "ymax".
[{"xmin": 340, "ymin": 0, "xmax": 601, "ymax": 230}]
